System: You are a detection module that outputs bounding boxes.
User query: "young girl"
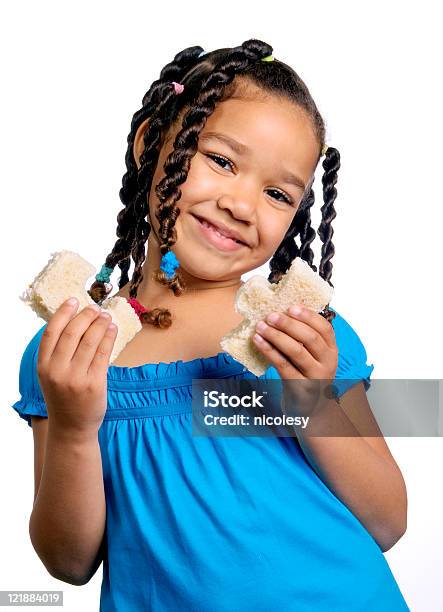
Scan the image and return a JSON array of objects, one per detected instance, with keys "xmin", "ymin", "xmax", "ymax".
[{"xmin": 11, "ymin": 39, "xmax": 409, "ymax": 611}]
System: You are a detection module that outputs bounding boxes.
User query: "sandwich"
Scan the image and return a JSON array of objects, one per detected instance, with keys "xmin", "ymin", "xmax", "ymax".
[
  {"xmin": 19, "ymin": 250, "xmax": 142, "ymax": 364},
  {"xmin": 220, "ymin": 257, "xmax": 334, "ymax": 376}
]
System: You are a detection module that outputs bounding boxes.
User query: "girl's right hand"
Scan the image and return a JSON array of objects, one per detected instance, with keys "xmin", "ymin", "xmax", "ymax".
[{"xmin": 36, "ymin": 297, "xmax": 118, "ymax": 436}]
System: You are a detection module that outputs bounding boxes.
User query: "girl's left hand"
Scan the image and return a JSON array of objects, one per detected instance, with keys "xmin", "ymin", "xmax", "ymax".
[{"xmin": 252, "ymin": 304, "xmax": 339, "ymax": 417}]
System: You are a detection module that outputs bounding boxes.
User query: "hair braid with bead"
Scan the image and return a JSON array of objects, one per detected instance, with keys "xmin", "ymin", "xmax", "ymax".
[{"xmin": 88, "ymin": 46, "xmax": 206, "ymax": 327}]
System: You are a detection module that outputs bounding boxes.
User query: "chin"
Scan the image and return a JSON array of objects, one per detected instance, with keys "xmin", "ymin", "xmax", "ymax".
[{"xmin": 175, "ymin": 249, "xmax": 234, "ymax": 280}]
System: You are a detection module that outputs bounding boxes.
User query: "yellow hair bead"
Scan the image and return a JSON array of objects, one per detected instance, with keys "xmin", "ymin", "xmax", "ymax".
[
  {"xmin": 261, "ymin": 54, "xmax": 274, "ymax": 62},
  {"xmin": 321, "ymin": 143, "xmax": 328, "ymax": 156}
]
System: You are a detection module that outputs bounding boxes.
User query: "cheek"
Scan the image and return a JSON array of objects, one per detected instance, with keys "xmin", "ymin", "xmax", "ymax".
[
  {"xmin": 257, "ymin": 215, "xmax": 293, "ymax": 252},
  {"xmin": 148, "ymin": 157, "xmax": 215, "ymax": 229},
  {"xmin": 183, "ymin": 155, "xmax": 219, "ymax": 197}
]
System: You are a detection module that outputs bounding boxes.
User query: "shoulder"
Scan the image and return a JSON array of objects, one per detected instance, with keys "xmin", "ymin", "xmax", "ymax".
[
  {"xmin": 329, "ymin": 308, "xmax": 373, "ymax": 370},
  {"xmin": 17, "ymin": 323, "xmax": 47, "ymax": 374},
  {"xmin": 329, "ymin": 306, "xmax": 374, "ymax": 392},
  {"xmin": 264, "ymin": 307, "xmax": 374, "ymax": 391},
  {"xmin": 11, "ymin": 323, "xmax": 48, "ymax": 427},
  {"xmin": 18, "ymin": 324, "xmax": 47, "ymax": 384},
  {"xmin": 21, "ymin": 323, "xmax": 47, "ymax": 359}
]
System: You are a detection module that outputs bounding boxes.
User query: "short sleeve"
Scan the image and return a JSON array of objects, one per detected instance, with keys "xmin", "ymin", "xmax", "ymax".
[
  {"xmin": 263, "ymin": 307, "xmax": 374, "ymax": 398},
  {"xmin": 330, "ymin": 307, "xmax": 374, "ymax": 397},
  {"xmin": 10, "ymin": 324, "xmax": 48, "ymax": 428}
]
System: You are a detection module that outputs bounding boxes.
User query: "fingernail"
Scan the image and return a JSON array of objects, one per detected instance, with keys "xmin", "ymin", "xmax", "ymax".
[
  {"xmin": 66, "ymin": 297, "xmax": 78, "ymax": 306},
  {"xmin": 256, "ymin": 321, "xmax": 268, "ymax": 332},
  {"xmin": 289, "ymin": 305, "xmax": 302, "ymax": 316}
]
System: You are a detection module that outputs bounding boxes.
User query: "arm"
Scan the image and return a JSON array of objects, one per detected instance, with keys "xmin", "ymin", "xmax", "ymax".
[
  {"xmin": 29, "ymin": 417, "xmax": 106, "ymax": 585},
  {"xmin": 252, "ymin": 305, "xmax": 407, "ymax": 553},
  {"xmin": 294, "ymin": 382, "xmax": 407, "ymax": 552}
]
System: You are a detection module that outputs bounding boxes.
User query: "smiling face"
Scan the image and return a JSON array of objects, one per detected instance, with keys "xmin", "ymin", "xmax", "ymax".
[{"xmin": 133, "ymin": 83, "xmax": 321, "ymax": 288}]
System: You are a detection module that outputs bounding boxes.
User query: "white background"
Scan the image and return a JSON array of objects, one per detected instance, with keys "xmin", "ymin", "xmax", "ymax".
[{"xmin": 1, "ymin": 1, "xmax": 442, "ymax": 610}]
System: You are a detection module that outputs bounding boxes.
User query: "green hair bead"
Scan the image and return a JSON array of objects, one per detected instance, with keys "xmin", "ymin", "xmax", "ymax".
[{"xmin": 96, "ymin": 264, "xmax": 114, "ymax": 283}]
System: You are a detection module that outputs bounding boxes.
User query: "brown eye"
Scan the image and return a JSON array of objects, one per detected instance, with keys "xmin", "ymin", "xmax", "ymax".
[
  {"xmin": 205, "ymin": 153, "xmax": 294, "ymax": 206},
  {"xmin": 266, "ymin": 189, "xmax": 292, "ymax": 205},
  {"xmin": 206, "ymin": 153, "xmax": 233, "ymax": 171}
]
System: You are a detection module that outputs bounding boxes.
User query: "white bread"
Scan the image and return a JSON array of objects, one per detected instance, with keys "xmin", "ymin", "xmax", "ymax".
[
  {"xmin": 19, "ymin": 250, "xmax": 142, "ymax": 364},
  {"xmin": 220, "ymin": 257, "xmax": 334, "ymax": 376}
]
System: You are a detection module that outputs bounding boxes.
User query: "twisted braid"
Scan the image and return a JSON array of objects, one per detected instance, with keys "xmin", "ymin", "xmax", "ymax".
[
  {"xmin": 128, "ymin": 82, "xmax": 188, "ymax": 301},
  {"xmin": 88, "ymin": 46, "xmax": 205, "ymax": 313},
  {"xmin": 318, "ymin": 146, "xmax": 340, "ymax": 286},
  {"xmin": 268, "ymin": 186, "xmax": 317, "ymax": 284},
  {"xmin": 268, "ymin": 149, "xmax": 341, "ymax": 325}
]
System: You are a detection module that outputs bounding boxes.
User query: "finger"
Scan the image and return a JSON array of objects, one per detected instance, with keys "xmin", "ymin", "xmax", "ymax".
[
  {"xmin": 71, "ymin": 311, "xmax": 114, "ymax": 372},
  {"xmin": 286, "ymin": 304, "xmax": 337, "ymax": 350},
  {"xmin": 51, "ymin": 303, "xmax": 103, "ymax": 366},
  {"xmin": 263, "ymin": 311, "xmax": 326, "ymax": 361},
  {"xmin": 254, "ymin": 320, "xmax": 318, "ymax": 376},
  {"xmin": 38, "ymin": 298, "xmax": 80, "ymax": 368},
  {"xmin": 252, "ymin": 330, "xmax": 303, "ymax": 380},
  {"xmin": 88, "ymin": 321, "xmax": 118, "ymax": 378}
]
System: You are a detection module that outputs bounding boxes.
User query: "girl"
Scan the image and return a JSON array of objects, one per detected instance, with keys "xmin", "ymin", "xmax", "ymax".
[{"xmin": 12, "ymin": 39, "xmax": 409, "ymax": 610}]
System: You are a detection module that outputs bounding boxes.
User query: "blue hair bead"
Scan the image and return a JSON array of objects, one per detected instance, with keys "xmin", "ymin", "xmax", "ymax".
[
  {"xmin": 95, "ymin": 264, "xmax": 114, "ymax": 283},
  {"xmin": 160, "ymin": 250, "xmax": 180, "ymax": 279},
  {"xmin": 198, "ymin": 50, "xmax": 206, "ymax": 58}
]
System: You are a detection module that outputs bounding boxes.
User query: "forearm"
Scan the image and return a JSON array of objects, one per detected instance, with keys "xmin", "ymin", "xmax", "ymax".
[
  {"xmin": 295, "ymin": 399, "xmax": 407, "ymax": 552},
  {"xmin": 29, "ymin": 422, "xmax": 106, "ymax": 584}
]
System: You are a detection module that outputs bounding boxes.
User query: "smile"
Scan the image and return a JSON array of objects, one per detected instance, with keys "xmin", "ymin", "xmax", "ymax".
[{"xmin": 191, "ymin": 215, "xmax": 247, "ymax": 252}]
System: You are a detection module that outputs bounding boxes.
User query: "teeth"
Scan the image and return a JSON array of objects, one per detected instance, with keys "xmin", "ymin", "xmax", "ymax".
[{"xmin": 201, "ymin": 219, "xmax": 238, "ymax": 242}]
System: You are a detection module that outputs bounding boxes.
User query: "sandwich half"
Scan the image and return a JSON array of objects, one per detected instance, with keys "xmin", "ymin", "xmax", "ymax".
[
  {"xmin": 220, "ymin": 257, "xmax": 334, "ymax": 376},
  {"xmin": 19, "ymin": 250, "xmax": 142, "ymax": 364}
]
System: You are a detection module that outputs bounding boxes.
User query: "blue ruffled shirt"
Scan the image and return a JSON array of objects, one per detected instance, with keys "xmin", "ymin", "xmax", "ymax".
[{"xmin": 10, "ymin": 308, "xmax": 409, "ymax": 611}]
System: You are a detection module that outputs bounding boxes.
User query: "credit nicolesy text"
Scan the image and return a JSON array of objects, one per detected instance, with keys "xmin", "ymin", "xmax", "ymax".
[
  {"xmin": 202, "ymin": 390, "xmax": 310, "ymax": 429},
  {"xmin": 203, "ymin": 413, "xmax": 310, "ymax": 429}
]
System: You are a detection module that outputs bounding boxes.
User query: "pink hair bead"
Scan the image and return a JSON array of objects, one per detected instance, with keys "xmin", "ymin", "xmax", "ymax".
[{"xmin": 172, "ymin": 81, "xmax": 184, "ymax": 94}]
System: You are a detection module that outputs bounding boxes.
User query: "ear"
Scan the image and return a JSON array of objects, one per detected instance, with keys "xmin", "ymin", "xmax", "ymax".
[
  {"xmin": 133, "ymin": 118, "xmax": 149, "ymax": 170},
  {"xmin": 132, "ymin": 118, "xmax": 169, "ymax": 170}
]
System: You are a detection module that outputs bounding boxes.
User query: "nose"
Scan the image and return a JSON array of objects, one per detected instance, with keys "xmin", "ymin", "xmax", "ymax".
[{"xmin": 216, "ymin": 184, "xmax": 258, "ymax": 224}]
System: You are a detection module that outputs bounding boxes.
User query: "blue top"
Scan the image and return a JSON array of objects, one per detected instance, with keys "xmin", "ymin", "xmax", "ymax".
[{"xmin": 10, "ymin": 308, "xmax": 409, "ymax": 611}]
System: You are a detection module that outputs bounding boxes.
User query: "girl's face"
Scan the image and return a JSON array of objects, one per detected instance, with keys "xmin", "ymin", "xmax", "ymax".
[{"xmin": 136, "ymin": 91, "xmax": 320, "ymax": 283}]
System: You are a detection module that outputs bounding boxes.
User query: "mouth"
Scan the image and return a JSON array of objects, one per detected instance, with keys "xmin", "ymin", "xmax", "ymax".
[{"xmin": 191, "ymin": 214, "xmax": 249, "ymax": 252}]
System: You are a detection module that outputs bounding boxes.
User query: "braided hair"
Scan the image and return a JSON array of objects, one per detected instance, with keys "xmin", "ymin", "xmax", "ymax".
[{"xmin": 88, "ymin": 38, "xmax": 340, "ymax": 327}]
